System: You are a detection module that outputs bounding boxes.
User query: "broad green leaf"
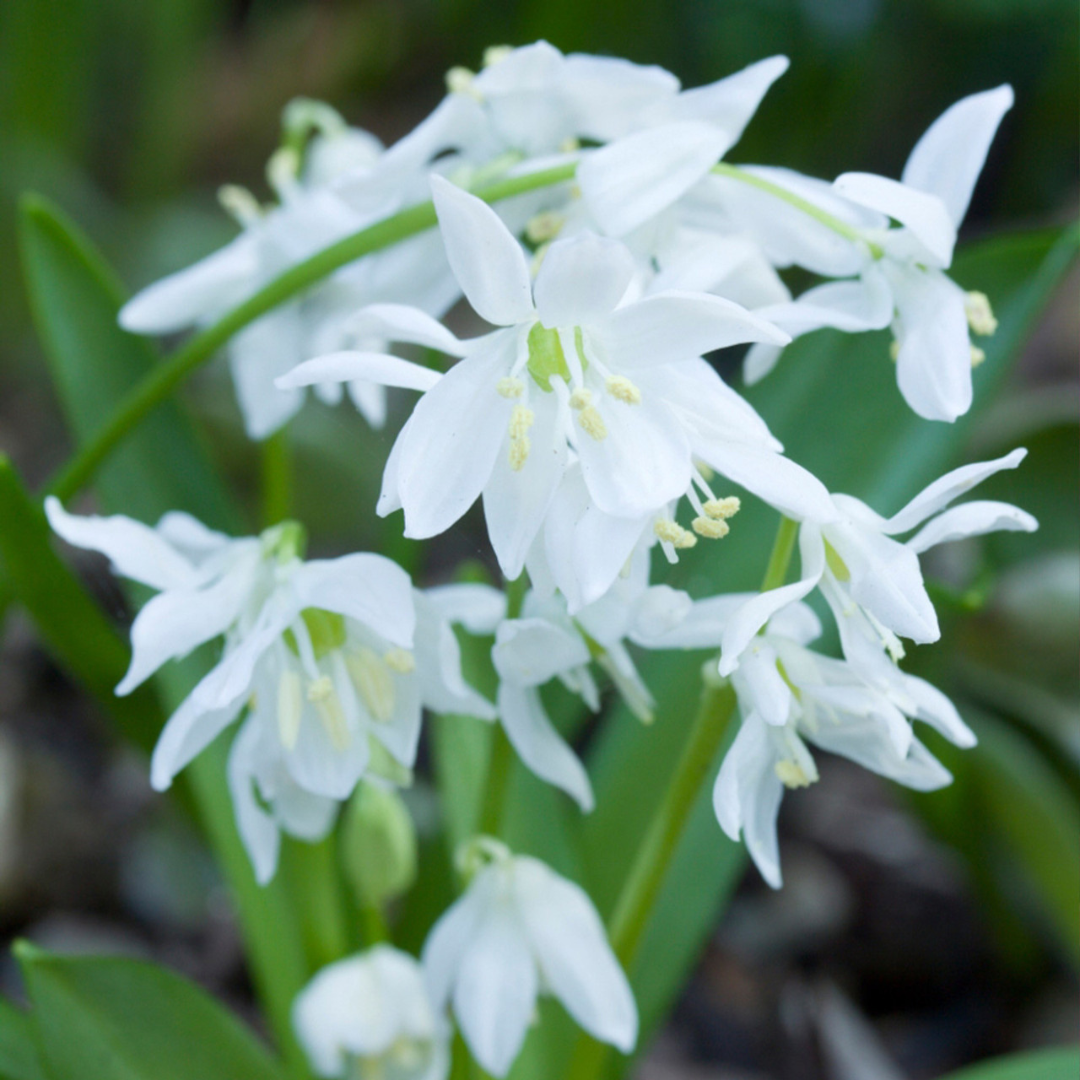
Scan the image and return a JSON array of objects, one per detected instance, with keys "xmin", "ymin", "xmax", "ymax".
[
  {"xmin": 18, "ymin": 192, "xmax": 235, "ymax": 529},
  {"xmin": 0, "ymin": 456, "xmax": 162, "ymax": 753},
  {"xmin": 940, "ymin": 1045, "xmax": 1079, "ymax": 1080},
  {"xmin": 16, "ymin": 942, "xmax": 286, "ymax": 1080},
  {"xmin": 582, "ymin": 225, "xmax": 1077, "ymax": 1069},
  {"xmin": 0, "ymin": 997, "xmax": 46, "ymax": 1080}
]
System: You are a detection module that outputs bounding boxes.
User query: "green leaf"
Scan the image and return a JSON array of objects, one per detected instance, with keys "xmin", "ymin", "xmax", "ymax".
[
  {"xmin": 18, "ymin": 191, "xmax": 236, "ymax": 529},
  {"xmin": 15, "ymin": 942, "xmax": 287, "ymax": 1080},
  {"xmin": 0, "ymin": 996, "xmax": 46, "ymax": 1080},
  {"xmin": 583, "ymin": 224, "xmax": 1078, "ymax": 1071},
  {"xmin": 0, "ymin": 456, "xmax": 163, "ymax": 753},
  {"xmin": 939, "ymin": 1045, "xmax": 1079, "ymax": 1080}
]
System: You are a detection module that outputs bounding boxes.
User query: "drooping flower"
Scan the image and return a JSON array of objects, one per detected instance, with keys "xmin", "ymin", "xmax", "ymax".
[
  {"xmin": 422, "ymin": 839, "xmax": 636, "ymax": 1077},
  {"xmin": 732, "ymin": 87, "xmax": 1014, "ymax": 421},
  {"xmin": 280, "ymin": 177, "xmax": 835, "ymax": 590},
  {"xmin": 294, "ymin": 945, "xmax": 449, "ymax": 1080},
  {"xmin": 718, "ymin": 448, "xmax": 1038, "ymax": 676},
  {"xmin": 119, "ymin": 101, "xmax": 456, "ymax": 439},
  {"xmin": 714, "ymin": 601, "xmax": 972, "ymax": 887}
]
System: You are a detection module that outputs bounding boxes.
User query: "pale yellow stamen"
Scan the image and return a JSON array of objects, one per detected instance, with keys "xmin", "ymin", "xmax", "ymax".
[
  {"xmin": 775, "ymin": 758, "xmax": 818, "ymax": 789},
  {"xmin": 606, "ymin": 375, "xmax": 641, "ymax": 404},
  {"xmin": 525, "ymin": 211, "xmax": 564, "ymax": 245},
  {"xmin": 695, "ymin": 460, "xmax": 715, "ymax": 482},
  {"xmin": 483, "ymin": 45, "xmax": 513, "ymax": 67},
  {"xmin": 445, "ymin": 66, "xmax": 479, "ymax": 98},
  {"xmin": 307, "ymin": 676, "xmax": 351, "ymax": 750},
  {"xmin": 889, "ymin": 339, "xmax": 900, "ymax": 362},
  {"xmin": 654, "ymin": 519, "xmax": 698, "ymax": 549},
  {"xmin": 508, "ymin": 405, "xmax": 535, "ymax": 471},
  {"xmin": 577, "ymin": 406, "xmax": 608, "ymax": 440},
  {"xmin": 703, "ymin": 496, "xmax": 740, "ymax": 520},
  {"xmin": 383, "ymin": 648, "xmax": 416, "ymax": 675},
  {"xmin": 568, "ymin": 387, "xmax": 593, "ymax": 410},
  {"xmin": 217, "ymin": 184, "xmax": 262, "ymax": 227},
  {"xmin": 970, "ymin": 345, "xmax": 986, "ymax": 368},
  {"xmin": 277, "ymin": 670, "xmax": 303, "ymax": 750},
  {"xmin": 965, "ymin": 291, "xmax": 997, "ymax": 336},
  {"xmin": 560, "ymin": 137, "xmax": 582, "ymax": 154},
  {"xmin": 692, "ymin": 516, "xmax": 730, "ymax": 539},
  {"xmin": 496, "ymin": 377, "xmax": 525, "ymax": 399},
  {"xmin": 347, "ymin": 648, "xmax": 396, "ymax": 725}
]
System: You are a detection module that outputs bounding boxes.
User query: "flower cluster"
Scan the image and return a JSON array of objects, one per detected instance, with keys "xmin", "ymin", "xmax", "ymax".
[{"xmin": 45, "ymin": 40, "xmax": 1038, "ymax": 1080}]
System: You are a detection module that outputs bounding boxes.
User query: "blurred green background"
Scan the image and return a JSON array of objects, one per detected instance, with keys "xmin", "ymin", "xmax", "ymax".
[{"xmin": 0, "ymin": 2, "xmax": 1077, "ymax": 1078}]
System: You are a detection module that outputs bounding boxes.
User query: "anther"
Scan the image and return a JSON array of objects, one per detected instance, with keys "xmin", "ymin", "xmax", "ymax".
[
  {"xmin": 964, "ymin": 291, "xmax": 997, "ymax": 336},
  {"xmin": 577, "ymin": 406, "xmax": 608, "ymax": 441},
  {"xmin": 774, "ymin": 758, "xmax": 818, "ymax": 789},
  {"xmin": 509, "ymin": 405, "xmax": 535, "ymax": 440},
  {"xmin": 348, "ymin": 649, "xmax": 395, "ymax": 724},
  {"xmin": 889, "ymin": 339, "xmax": 900, "ymax": 362},
  {"xmin": 970, "ymin": 345, "xmax": 986, "ymax": 367},
  {"xmin": 568, "ymin": 388, "xmax": 593, "ymax": 410},
  {"xmin": 525, "ymin": 211, "xmax": 564, "ymax": 245},
  {"xmin": 692, "ymin": 516, "xmax": 730, "ymax": 539},
  {"xmin": 496, "ymin": 377, "xmax": 525, "ymax": 399},
  {"xmin": 483, "ymin": 45, "xmax": 513, "ymax": 67},
  {"xmin": 445, "ymin": 66, "xmax": 479, "ymax": 98},
  {"xmin": 277, "ymin": 670, "xmax": 303, "ymax": 750},
  {"xmin": 307, "ymin": 676, "xmax": 351, "ymax": 750},
  {"xmin": 383, "ymin": 648, "xmax": 416, "ymax": 674},
  {"xmin": 654, "ymin": 519, "xmax": 698, "ymax": 549},
  {"xmin": 218, "ymin": 185, "xmax": 262, "ymax": 227},
  {"xmin": 605, "ymin": 376, "xmax": 641, "ymax": 404},
  {"xmin": 703, "ymin": 496, "xmax": 740, "ymax": 520}
]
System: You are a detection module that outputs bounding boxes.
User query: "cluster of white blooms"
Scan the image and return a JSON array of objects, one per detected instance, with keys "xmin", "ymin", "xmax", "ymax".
[{"xmin": 46, "ymin": 40, "xmax": 1041, "ymax": 1079}]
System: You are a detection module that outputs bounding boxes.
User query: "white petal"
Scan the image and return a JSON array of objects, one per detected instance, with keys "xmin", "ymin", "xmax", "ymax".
[
  {"xmin": 119, "ymin": 234, "xmax": 257, "ymax": 334},
  {"xmin": 828, "ymin": 520, "xmax": 939, "ymax": 643},
  {"xmin": 483, "ymin": 393, "xmax": 568, "ymax": 580},
  {"xmin": 496, "ymin": 683, "xmax": 594, "ymax": 811},
  {"xmin": 743, "ymin": 343, "xmax": 783, "ymax": 385},
  {"xmin": 739, "ymin": 643, "xmax": 793, "ymax": 726},
  {"xmin": 452, "ymin": 901, "xmax": 537, "ymax": 1078},
  {"xmin": 758, "ymin": 269, "xmax": 894, "ymax": 336},
  {"xmin": 347, "ymin": 379, "xmax": 388, "ymax": 428},
  {"xmin": 808, "ymin": 717, "xmax": 951, "ymax": 792},
  {"xmin": 633, "ymin": 592, "xmax": 746, "ymax": 649},
  {"xmin": 833, "ymin": 172, "xmax": 956, "ymax": 266},
  {"xmin": 284, "ymin": 690, "xmax": 371, "ymax": 801},
  {"xmin": 599, "ymin": 291, "xmax": 788, "ymax": 370},
  {"xmin": 430, "ymin": 175, "xmax": 534, "ymax": 327},
  {"xmin": 229, "ymin": 306, "xmax": 306, "ymax": 440},
  {"xmin": 493, "ymin": 618, "xmax": 590, "ymax": 688},
  {"xmin": 533, "ymin": 233, "xmax": 635, "ymax": 328},
  {"xmin": 149, "ymin": 689, "xmax": 247, "ymax": 791},
  {"xmin": 806, "ymin": 683, "xmax": 913, "ymax": 758},
  {"xmin": 396, "ymin": 338, "xmax": 515, "ymax": 539},
  {"xmin": 579, "ymin": 121, "xmax": 733, "ymax": 238},
  {"xmin": 422, "ymin": 875, "xmax": 491, "ymax": 1009},
  {"xmin": 712, "ymin": 712, "xmax": 784, "ymax": 888},
  {"xmin": 884, "ymin": 448, "xmax": 1027, "ymax": 534},
  {"xmin": 669, "ymin": 56, "xmax": 789, "ymax": 145},
  {"xmin": 907, "ymin": 500, "xmax": 1037, "ymax": 554},
  {"xmin": 118, "ymin": 555, "xmax": 258, "ymax": 694},
  {"xmin": 45, "ymin": 497, "xmax": 199, "ymax": 592},
  {"xmin": 415, "ymin": 616, "xmax": 496, "ymax": 721},
  {"xmin": 227, "ymin": 717, "xmax": 283, "ymax": 886},
  {"xmin": 697, "ymin": 441, "xmax": 837, "ymax": 524},
  {"xmin": 154, "ymin": 512, "xmax": 233, "ymax": 557},
  {"xmin": 347, "ymin": 302, "xmax": 470, "ymax": 356},
  {"xmin": 421, "ymin": 583, "xmax": 508, "ymax": 635},
  {"xmin": 901, "ymin": 673, "xmax": 976, "ymax": 748},
  {"xmin": 662, "ymin": 358, "xmax": 778, "ymax": 447},
  {"xmin": 513, "ymin": 858, "xmax": 637, "ymax": 1052},
  {"xmin": 293, "ymin": 553, "xmax": 415, "ymax": 648},
  {"xmin": 276, "ymin": 351, "xmax": 441, "ymax": 393},
  {"xmin": 575, "ymin": 393, "xmax": 692, "ymax": 519},
  {"xmin": 890, "ymin": 265, "xmax": 972, "ymax": 423},
  {"xmin": 901, "ymin": 86, "xmax": 1014, "ymax": 227}
]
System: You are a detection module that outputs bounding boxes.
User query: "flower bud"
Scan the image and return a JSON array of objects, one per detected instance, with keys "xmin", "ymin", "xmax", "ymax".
[{"xmin": 342, "ymin": 782, "xmax": 417, "ymax": 909}]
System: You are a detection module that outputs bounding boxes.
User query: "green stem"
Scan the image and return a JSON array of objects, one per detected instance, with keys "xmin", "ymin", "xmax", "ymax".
[
  {"xmin": 361, "ymin": 903, "xmax": 390, "ymax": 946},
  {"xmin": 261, "ymin": 428, "xmax": 293, "ymax": 526},
  {"xmin": 760, "ymin": 515, "xmax": 798, "ymax": 591},
  {"xmin": 279, "ymin": 836, "xmax": 352, "ymax": 970},
  {"xmin": 44, "ymin": 163, "xmax": 577, "ymax": 504},
  {"xmin": 564, "ymin": 680, "xmax": 737, "ymax": 1080},
  {"xmin": 711, "ymin": 163, "xmax": 884, "ymax": 259}
]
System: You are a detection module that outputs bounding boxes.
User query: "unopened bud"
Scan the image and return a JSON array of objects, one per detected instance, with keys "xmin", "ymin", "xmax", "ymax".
[{"xmin": 342, "ymin": 782, "xmax": 417, "ymax": 909}]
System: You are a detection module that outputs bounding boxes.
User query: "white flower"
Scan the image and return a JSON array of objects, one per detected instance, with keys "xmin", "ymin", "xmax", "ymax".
[
  {"xmin": 737, "ymin": 87, "xmax": 1014, "ymax": 421},
  {"xmin": 714, "ymin": 601, "xmax": 972, "ymax": 887},
  {"xmin": 294, "ymin": 945, "xmax": 449, "ymax": 1080},
  {"xmin": 718, "ymin": 448, "xmax": 1038, "ymax": 674},
  {"xmin": 422, "ymin": 840, "xmax": 636, "ymax": 1077},
  {"xmin": 279, "ymin": 177, "xmax": 838, "ymax": 588},
  {"xmin": 491, "ymin": 545, "xmax": 735, "ymax": 809},
  {"xmin": 119, "ymin": 102, "xmax": 455, "ymax": 439}
]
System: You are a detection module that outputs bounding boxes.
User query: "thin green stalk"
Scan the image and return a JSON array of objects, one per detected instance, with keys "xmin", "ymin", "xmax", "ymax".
[
  {"xmin": 261, "ymin": 428, "xmax": 293, "ymax": 526},
  {"xmin": 45, "ymin": 163, "xmax": 578, "ymax": 503},
  {"xmin": 711, "ymin": 163, "xmax": 885, "ymax": 259},
  {"xmin": 564, "ymin": 680, "xmax": 737, "ymax": 1080},
  {"xmin": 761, "ymin": 515, "xmax": 798, "ymax": 591},
  {"xmin": 361, "ymin": 903, "xmax": 391, "ymax": 946},
  {"xmin": 279, "ymin": 836, "xmax": 352, "ymax": 970}
]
